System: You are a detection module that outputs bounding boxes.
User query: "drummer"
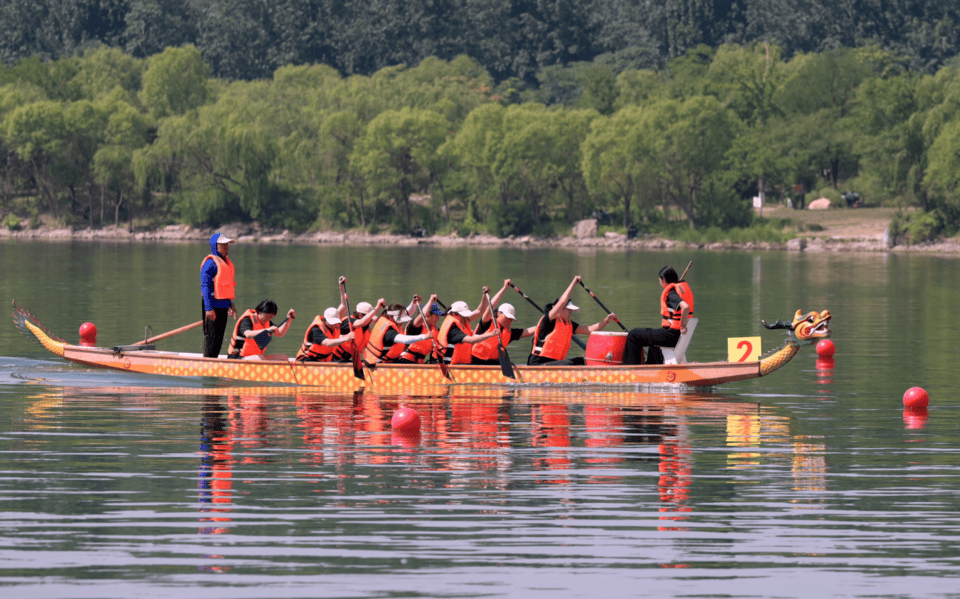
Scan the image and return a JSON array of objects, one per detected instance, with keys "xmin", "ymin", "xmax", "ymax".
[{"xmin": 527, "ymin": 275, "xmax": 618, "ymax": 366}]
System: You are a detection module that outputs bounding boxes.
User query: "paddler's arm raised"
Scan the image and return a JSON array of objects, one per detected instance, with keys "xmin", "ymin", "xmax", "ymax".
[
  {"xmin": 337, "ymin": 276, "xmax": 348, "ymax": 319},
  {"xmin": 355, "ymin": 298, "xmax": 386, "ymax": 328},
  {"xmin": 464, "ymin": 287, "xmax": 491, "ymax": 323},
  {"xmin": 549, "ymin": 276, "xmax": 581, "ymax": 321},
  {"xmin": 273, "ymin": 309, "xmax": 296, "ymax": 338},
  {"xmin": 480, "ymin": 279, "xmax": 512, "ymax": 323}
]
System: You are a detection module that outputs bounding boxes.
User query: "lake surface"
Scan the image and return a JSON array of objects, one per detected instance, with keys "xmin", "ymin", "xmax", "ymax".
[{"xmin": 1, "ymin": 240, "xmax": 959, "ymax": 598}]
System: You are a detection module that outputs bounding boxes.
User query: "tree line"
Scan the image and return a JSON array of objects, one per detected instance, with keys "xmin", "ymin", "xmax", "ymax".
[
  {"xmin": 3, "ymin": 43, "xmax": 960, "ymax": 242},
  {"xmin": 2, "ymin": 0, "xmax": 960, "ymax": 83}
]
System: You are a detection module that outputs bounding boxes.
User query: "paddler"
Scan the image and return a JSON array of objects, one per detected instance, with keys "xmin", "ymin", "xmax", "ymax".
[
  {"xmin": 622, "ymin": 266, "xmax": 693, "ymax": 365},
  {"xmin": 200, "ymin": 232, "xmax": 237, "ymax": 358},
  {"xmin": 331, "ymin": 278, "xmax": 385, "ymax": 363},
  {"xmin": 227, "ymin": 299, "xmax": 296, "ymax": 360},
  {"xmin": 527, "ymin": 275, "xmax": 618, "ymax": 366},
  {"xmin": 295, "ymin": 306, "xmax": 355, "ymax": 362},
  {"xmin": 438, "ymin": 289, "xmax": 500, "ymax": 364},
  {"xmin": 399, "ymin": 294, "xmax": 443, "ymax": 363},
  {"xmin": 471, "ymin": 279, "xmax": 535, "ymax": 365},
  {"xmin": 362, "ymin": 301, "xmax": 432, "ymax": 365}
]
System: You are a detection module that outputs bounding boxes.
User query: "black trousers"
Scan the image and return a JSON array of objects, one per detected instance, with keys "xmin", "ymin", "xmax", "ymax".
[
  {"xmin": 203, "ymin": 305, "xmax": 230, "ymax": 358},
  {"xmin": 526, "ymin": 355, "xmax": 586, "ymax": 366},
  {"xmin": 623, "ymin": 327, "xmax": 680, "ymax": 365}
]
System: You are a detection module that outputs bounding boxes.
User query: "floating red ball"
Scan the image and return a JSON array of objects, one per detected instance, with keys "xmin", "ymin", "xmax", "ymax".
[
  {"xmin": 391, "ymin": 406, "xmax": 421, "ymax": 433},
  {"xmin": 79, "ymin": 322, "xmax": 98, "ymax": 341},
  {"xmin": 816, "ymin": 357, "xmax": 835, "ymax": 370},
  {"xmin": 816, "ymin": 339, "xmax": 835, "ymax": 358},
  {"xmin": 903, "ymin": 387, "xmax": 929, "ymax": 409}
]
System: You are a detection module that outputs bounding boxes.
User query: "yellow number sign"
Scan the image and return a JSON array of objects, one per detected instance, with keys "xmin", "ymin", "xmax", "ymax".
[{"xmin": 728, "ymin": 337, "xmax": 761, "ymax": 362}]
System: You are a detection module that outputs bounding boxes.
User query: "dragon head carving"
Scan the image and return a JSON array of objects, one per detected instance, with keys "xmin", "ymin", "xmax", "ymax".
[{"xmin": 762, "ymin": 309, "xmax": 832, "ymax": 342}]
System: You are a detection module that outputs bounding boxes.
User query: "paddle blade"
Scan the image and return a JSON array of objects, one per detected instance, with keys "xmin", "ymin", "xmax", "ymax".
[
  {"xmin": 498, "ymin": 344, "xmax": 515, "ymax": 379},
  {"xmin": 352, "ymin": 352, "xmax": 365, "ymax": 380},
  {"xmin": 253, "ymin": 330, "xmax": 272, "ymax": 350}
]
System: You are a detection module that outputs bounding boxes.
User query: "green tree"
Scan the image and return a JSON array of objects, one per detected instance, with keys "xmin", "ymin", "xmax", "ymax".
[
  {"xmin": 139, "ymin": 45, "xmax": 210, "ymax": 119},
  {"xmin": 639, "ymin": 95, "xmax": 740, "ymax": 227},
  {"xmin": 350, "ymin": 107, "xmax": 450, "ymax": 229}
]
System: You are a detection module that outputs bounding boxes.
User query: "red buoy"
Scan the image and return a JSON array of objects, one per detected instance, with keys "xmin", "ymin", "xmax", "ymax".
[
  {"xmin": 816, "ymin": 357, "xmax": 834, "ymax": 370},
  {"xmin": 79, "ymin": 322, "xmax": 97, "ymax": 340},
  {"xmin": 79, "ymin": 322, "xmax": 97, "ymax": 346},
  {"xmin": 903, "ymin": 387, "xmax": 929, "ymax": 409},
  {"xmin": 391, "ymin": 406, "xmax": 421, "ymax": 433},
  {"xmin": 816, "ymin": 339, "xmax": 835, "ymax": 358}
]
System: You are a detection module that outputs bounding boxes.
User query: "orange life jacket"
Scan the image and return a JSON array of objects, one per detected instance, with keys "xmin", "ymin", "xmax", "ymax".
[
  {"xmin": 530, "ymin": 316, "xmax": 573, "ymax": 361},
  {"xmin": 439, "ymin": 315, "xmax": 474, "ymax": 364},
  {"xmin": 471, "ymin": 321, "xmax": 512, "ymax": 361},
  {"xmin": 400, "ymin": 325, "xmax": 440, "ymax": 363},
  {"xmin": 363, "ymin": 318, "xmax": 405, "ymax": 364},
  {"xmin": 228, "ymin": 309, "xmax": 269, "ymax": 357},
  {"xmin": 295, "ymin": 316, "xmax": 340, "ymax": 361},
  {"xmin": 200, "ymin": 254, "xmax": 236, "ymax": 300},
  {"xmin": 333, "ymin": 319, "xmax": 370, "ymax": 361},
  {"xmin": 660, "ymin": 282, "xmax": 695, "ymax": 330}
]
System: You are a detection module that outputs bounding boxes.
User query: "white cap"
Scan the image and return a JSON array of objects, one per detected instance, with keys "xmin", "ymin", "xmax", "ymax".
[
  {"xmin": 355, "ymin": 301, "xmax": 374, "ymax": 315},
  {"xmin": 449, "ymin": 301, "xmax": 473, "ymax": 317},
  {"xmin": 215, "ymin": 233, "xmax": 234, "ymax": 244},
  {"xmin": 398, "ymin": 314, "xmax": 412, "ymax": 324},
  {"xmin": 564, "ymin": 300, "xmax": 580, "ymax": 312},
  {"xmin": 323, "ymin": 307, "xmax": 341, "ymax": 325},
  {"xmin": 497, "ymin": 303, "xmax": 517, "ymax": 320}
]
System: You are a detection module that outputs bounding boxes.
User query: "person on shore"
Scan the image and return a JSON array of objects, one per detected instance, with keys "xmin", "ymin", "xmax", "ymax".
[
  {"xmin": 295, "ymin": 307, "xmax": 355, "ymax": 362},
  {"xmin": 227, "ymin": 299, "xmax": 296, "ymax": 360},
  {"xmin": 622, "ymin": 266, "xmax": 694, "ymax": 365},
  {"xmin": 438, "ymin": 290, "xmax": 499, "ymax": 364},
  {"xmin": 200, "ymin": 232, "xmax": 237, "ymax": 358},
  {"xmin": 470, "ymin": 280, "xmax": 535, "ymax": 365},
  {"xmin": 362, "ymin": 302, "xmax": 432, "ymax": 365},
  {"xmin": 528, "ymin": 275, "xmax": 618, "ymax": 366},
  {"xmin": 399, "ymin": 294, "xmax": 443, "ymax": 363}
]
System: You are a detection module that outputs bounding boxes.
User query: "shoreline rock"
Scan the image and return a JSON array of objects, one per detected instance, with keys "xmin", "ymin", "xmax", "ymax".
[{"xmin": 3, "ymin": 222, "xmax": 960, "ymax": 254}]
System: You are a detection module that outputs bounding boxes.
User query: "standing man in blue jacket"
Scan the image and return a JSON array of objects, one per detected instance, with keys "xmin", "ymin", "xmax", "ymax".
[{"xmin": 200, "ymin": 233, "xmax": 237, "ymax": 358}]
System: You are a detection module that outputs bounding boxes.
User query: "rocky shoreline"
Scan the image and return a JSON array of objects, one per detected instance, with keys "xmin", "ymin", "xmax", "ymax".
[{"xmin": 3, "ymin": 221, "xmax": 960, "ymax": 254}]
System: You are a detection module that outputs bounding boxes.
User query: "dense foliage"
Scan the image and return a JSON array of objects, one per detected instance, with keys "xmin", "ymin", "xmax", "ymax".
[
  {"xmin": 3, "ymin": 0, "xmax": 960, "ymax": 82},
  {"xmin": 3, "ymin": 40, "xmax": 960, "ymax": 240}
]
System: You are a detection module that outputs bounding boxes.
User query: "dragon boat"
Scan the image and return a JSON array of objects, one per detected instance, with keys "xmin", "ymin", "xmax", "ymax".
[{"xmin": 13, "ymin": 301, "xmax": 831, "ymax": 392}]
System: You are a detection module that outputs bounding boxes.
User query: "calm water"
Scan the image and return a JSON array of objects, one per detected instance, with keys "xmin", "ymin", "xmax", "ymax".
[{"xmin": 1, "ymin": 240, "xmax": 959, "ymax": 598}]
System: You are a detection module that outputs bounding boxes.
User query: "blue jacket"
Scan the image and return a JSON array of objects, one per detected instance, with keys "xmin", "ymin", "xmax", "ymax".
[{"xmin": 201, "ymin": 234, "xmax": 233, "ymax": 311}]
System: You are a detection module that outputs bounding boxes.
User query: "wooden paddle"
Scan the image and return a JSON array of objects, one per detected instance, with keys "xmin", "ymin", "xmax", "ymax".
[
  {"xmin": 484, "ymin": 290, "xmax": 515, "ymax": 379},
  {"xmin": 341, "ymin": 281, "xmax": 365, "ymax": 380},
  {"xmin": 133, "ymin": 320, "xmax": 202, "ymax": 346},
  {"xmin": 414, "ymin": 300, "xmax": 451, "ymax": 380},
  {"xmin": 507, "ymin": 282, "xmax": 587, "ymax": 350},
  {"xmin": 251, "ymin": 315, "xmax": 289, "ymax": 351},
  {"xmin": 679, "ymin": 260, "xmax": 693, "ymax": 282},
  {"xmin": 578, "ymin": 280, "xmax": 628, "ymax": 332}
]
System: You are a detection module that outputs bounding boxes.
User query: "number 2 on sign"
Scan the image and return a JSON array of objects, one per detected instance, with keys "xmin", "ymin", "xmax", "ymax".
[{"xmin": 727, "ymin": 337, "xmax": 761, "ymax": 362}]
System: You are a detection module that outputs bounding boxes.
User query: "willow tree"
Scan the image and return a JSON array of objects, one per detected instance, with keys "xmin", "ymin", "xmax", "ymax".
[{"xmin": 350, "ymin": 107, "xmax": 450, "ymax": 230}]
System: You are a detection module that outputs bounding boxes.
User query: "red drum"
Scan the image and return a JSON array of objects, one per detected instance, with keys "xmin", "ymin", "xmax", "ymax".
[{"xmin": 585, "ymin": 332, "xmax": 628, "ymax": 366}]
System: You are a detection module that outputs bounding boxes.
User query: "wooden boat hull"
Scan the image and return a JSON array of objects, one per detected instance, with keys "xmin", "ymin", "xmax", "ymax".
[{"xmin": 59, "ymin": 344, "xmax": 760, "ymax": 391}]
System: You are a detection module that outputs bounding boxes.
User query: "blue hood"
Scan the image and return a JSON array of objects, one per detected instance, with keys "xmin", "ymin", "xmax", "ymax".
[{"xmin": 210, "ymin": 233, "xmax": 224, "ymax": 256}]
